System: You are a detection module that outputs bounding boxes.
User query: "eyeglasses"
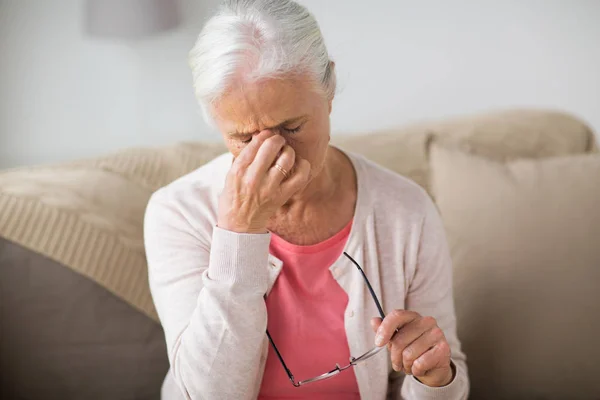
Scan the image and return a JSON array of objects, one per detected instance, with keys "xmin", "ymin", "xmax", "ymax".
[{"xmin": 266, "ymin": 252, "xmax": 387, "ymax": 387}]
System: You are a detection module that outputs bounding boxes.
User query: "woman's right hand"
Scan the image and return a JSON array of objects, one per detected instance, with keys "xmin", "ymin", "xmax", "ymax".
[{"xmin": 217, "ymin": 130, "xmax": 311, "ymax": 234}]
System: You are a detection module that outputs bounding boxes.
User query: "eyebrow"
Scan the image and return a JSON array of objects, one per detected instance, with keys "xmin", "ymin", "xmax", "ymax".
[{"xmin": 228, "ymin": 115, "xmax": 308, "ymax": 137}]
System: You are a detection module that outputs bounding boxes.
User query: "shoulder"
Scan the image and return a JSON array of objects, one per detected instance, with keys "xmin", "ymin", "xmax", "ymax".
[
  {"xmin": 145, "ymin": 152, "xmax": 233, "ymax": 234},
  {"xmin": 154, "ymin": 151, "xmax": 231, "ymax": 200}
]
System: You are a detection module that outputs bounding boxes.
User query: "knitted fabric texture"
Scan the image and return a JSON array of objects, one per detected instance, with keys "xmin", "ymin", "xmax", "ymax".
[{"xmin": 0, "ymin": 142, "xmax": 226, "ymax": 321}]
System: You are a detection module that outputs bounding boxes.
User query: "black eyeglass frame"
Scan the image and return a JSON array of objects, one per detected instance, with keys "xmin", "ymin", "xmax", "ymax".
[{"xmin": 265, "ymin": 252, "xmax": 387, "ymax": 387}]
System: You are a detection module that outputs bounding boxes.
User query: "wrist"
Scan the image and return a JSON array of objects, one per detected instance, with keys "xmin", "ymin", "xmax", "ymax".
[
  {"xmin": 441, "ymin": 362, "xmax": 456, "ymax": 386},
  {"xmin": 217, "ymin": 220, "xmax": 267, "ymax": 234},
  {"xmin": 416, "ymin": 362, "xmax": 455, "ymax": 388},
  {"xmin": 436, "ymin": 362, "xmax": 456, "ymax": 387}
]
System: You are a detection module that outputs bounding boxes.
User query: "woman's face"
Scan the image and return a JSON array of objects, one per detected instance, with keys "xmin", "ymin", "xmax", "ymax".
[{"xmin": 211, "ymin": 75, "xmax": 332, "ymax": 180}]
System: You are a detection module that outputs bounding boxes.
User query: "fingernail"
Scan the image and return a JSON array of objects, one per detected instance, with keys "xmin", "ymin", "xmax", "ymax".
[
  {"xmin": 375, "ymin": 334, "xmax": 384, "ymax": 346},
  {"xmin": 392, "ymin": 364, "xmax": 401, "ymax": 371}
]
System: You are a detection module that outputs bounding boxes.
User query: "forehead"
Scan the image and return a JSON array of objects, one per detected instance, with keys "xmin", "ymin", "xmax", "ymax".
[{"xmin": 212, "ymin": 75, "xmax": 323, "ymax": 131}]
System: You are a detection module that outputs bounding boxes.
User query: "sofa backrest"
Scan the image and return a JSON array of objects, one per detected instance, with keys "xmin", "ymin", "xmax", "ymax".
[{"xmin": 333, "ymin": 108, "xmax": 597, "ymax": 193}]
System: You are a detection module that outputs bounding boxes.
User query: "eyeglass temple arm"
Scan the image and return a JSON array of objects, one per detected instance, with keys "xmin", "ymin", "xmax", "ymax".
[
  {"xmin": 265, "ymin": 253, "xmax": 385, "ymax": 389},
  {"xmin": 266, "ymin": 330, "xmax": 299, "ymax": 386},
  {"xmin": 343, "ymin": 252, "xmax": 386, "ymax": 319}
]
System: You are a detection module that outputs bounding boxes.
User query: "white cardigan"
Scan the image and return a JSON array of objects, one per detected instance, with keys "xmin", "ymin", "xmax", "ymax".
[{"xmin": 144, "ymin": 150, "xmax": 469, "ymax": 400}]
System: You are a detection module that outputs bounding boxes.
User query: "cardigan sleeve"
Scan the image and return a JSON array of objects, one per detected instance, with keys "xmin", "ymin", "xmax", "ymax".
[{"xmin": 144, "ymin": 190, "xmax": 271, "ymax": 400}]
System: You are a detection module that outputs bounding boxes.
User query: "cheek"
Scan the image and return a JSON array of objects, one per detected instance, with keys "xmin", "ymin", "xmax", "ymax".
[
  {"xmin": 306, "ymin": 123, "xmax": 330, "ymax": 158},
  {"xmin": 290, "ymin": 135, "xmax": 328, "ymax": 175}
]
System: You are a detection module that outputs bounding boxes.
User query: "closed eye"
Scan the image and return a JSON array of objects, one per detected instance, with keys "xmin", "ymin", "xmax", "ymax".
[
  {"xmin": 237, "ymin": 122, "xmax": 304, "ymax": 144},
  {"xmin": 284, "ymin": 125, "xmax": 303, "ymax": 134}
]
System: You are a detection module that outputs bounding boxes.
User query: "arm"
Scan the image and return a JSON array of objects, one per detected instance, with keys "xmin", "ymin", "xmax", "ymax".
[
  {"xmin": 399, "ymin": 197, "xmax": 469, "ymax": 399},
  {"xmin": 145, "ymin": 130, "xmax": 311, "ymax": 399},
  {"xmin": 145, "ymin": 192, "xmax": 271, "ymax": 400},
  {"xmin": 374, "ymin": 196, "xmax": 469, "ymax": 399}
]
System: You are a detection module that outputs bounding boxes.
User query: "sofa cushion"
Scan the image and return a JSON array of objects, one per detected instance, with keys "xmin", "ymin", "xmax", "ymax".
[
  {"xmin": 429, "ymin": 144, "xmax": 600, "ymax": 399},
  {"xmin": 0, "ymin": 238, "xmax": 169, "ymax": 400},
  {"xmin": 334, "ymin": 109, "xmax": 596, "ymax": 192},
  {"xmin": 0, "ymin": 142, "xmax": 226, "ymax": 322}
]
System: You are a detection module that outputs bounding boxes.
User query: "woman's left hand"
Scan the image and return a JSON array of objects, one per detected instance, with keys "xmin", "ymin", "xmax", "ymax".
[{"xmin": 371, "ymin": 310, "xmax": 454, "ymax": 387}]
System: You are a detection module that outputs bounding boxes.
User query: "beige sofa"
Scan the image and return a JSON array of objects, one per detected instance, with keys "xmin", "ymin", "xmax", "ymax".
[{"xmin": 0, "ymin": 109, "xmax": 598, "ymax": 399}]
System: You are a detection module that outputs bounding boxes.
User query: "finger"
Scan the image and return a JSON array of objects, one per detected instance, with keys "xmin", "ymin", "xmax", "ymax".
[
  {"xmin": 233, "ymin": 130, "xmax": 278, "ymax": 170},
  {"xmin": 370, "ymin": 316, "xmax": 400, "ymax": 353},
  {"xmin": 267, "ymin": 144, "xmax": 295, "ymax": 185},
  {"xmin": 246, "ymin": 134, "xmax": 287, "ymax": 179},
  {"xmin": 279, "ymin": 157, "xmax": 310, "ymax": 199},
  {"xmin": 389, "ymin": 318, "xmax": 436, "ymax": 371},
  {"xmin": 401, "ymin": 325, "xmax": 445, "ymax": 374},
  {"xmin": 375, "ymin": 310, "xmax": 420, "ymax": 347},
  {"xmin": 411, "ymin": 341, "xmax": 451, "ymax": 378}
]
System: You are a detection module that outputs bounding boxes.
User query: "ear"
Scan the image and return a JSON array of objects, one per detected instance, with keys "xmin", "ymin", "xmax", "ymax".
[{"xmin": 327, "ymin": 61, "xmax": 336, "ymax": 114}]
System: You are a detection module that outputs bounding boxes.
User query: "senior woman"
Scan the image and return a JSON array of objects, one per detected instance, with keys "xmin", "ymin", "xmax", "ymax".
[{"xmin": 144, "ymin": 1, "xmax": 469, "ymax": 399}]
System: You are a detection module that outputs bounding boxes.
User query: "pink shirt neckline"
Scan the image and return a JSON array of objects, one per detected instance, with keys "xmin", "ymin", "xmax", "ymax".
[{"xmin": 269, "ymin": 219, "xmax": 354, "ymax": 255}]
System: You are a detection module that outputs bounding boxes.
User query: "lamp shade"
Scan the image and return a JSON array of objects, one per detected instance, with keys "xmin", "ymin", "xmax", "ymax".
[{"xmin": 86, "ymin": 0, "xmax": 180, "ymax": 39}]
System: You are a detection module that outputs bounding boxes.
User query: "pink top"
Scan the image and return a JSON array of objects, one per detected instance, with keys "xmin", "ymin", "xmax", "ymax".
[{"xmin": 258, "ymin": 220, "xmax": 360, "ymax": 400}]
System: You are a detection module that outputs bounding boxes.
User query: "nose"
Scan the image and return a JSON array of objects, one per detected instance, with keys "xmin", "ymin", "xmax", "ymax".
[
  {"xmin": 257, "ymin": 129, "xmax": 287, "ymax": 145},
  {"xmin": 257, "ymin": 130, "xmax": 288, "ymax": 157},
  {"xmin": 258, "ymin": 129, "xmax": 279, "ymax": 138}
]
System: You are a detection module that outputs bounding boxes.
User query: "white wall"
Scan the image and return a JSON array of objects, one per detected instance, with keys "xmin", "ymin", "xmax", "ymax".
[{"xmin": 1, "ymin": 0, "xmax": 599, "ymax": 168}]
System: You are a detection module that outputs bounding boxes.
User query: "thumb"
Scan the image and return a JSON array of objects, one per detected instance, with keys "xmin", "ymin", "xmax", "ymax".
[{"xmin": 370, "ymin": 317, "xmax": 383, "ymax": 333}]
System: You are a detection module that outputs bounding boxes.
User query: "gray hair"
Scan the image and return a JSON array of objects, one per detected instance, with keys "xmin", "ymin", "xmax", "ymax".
[{"xmin": 189, "ymin": 0, "xmax": 336, "ymax": 122}]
